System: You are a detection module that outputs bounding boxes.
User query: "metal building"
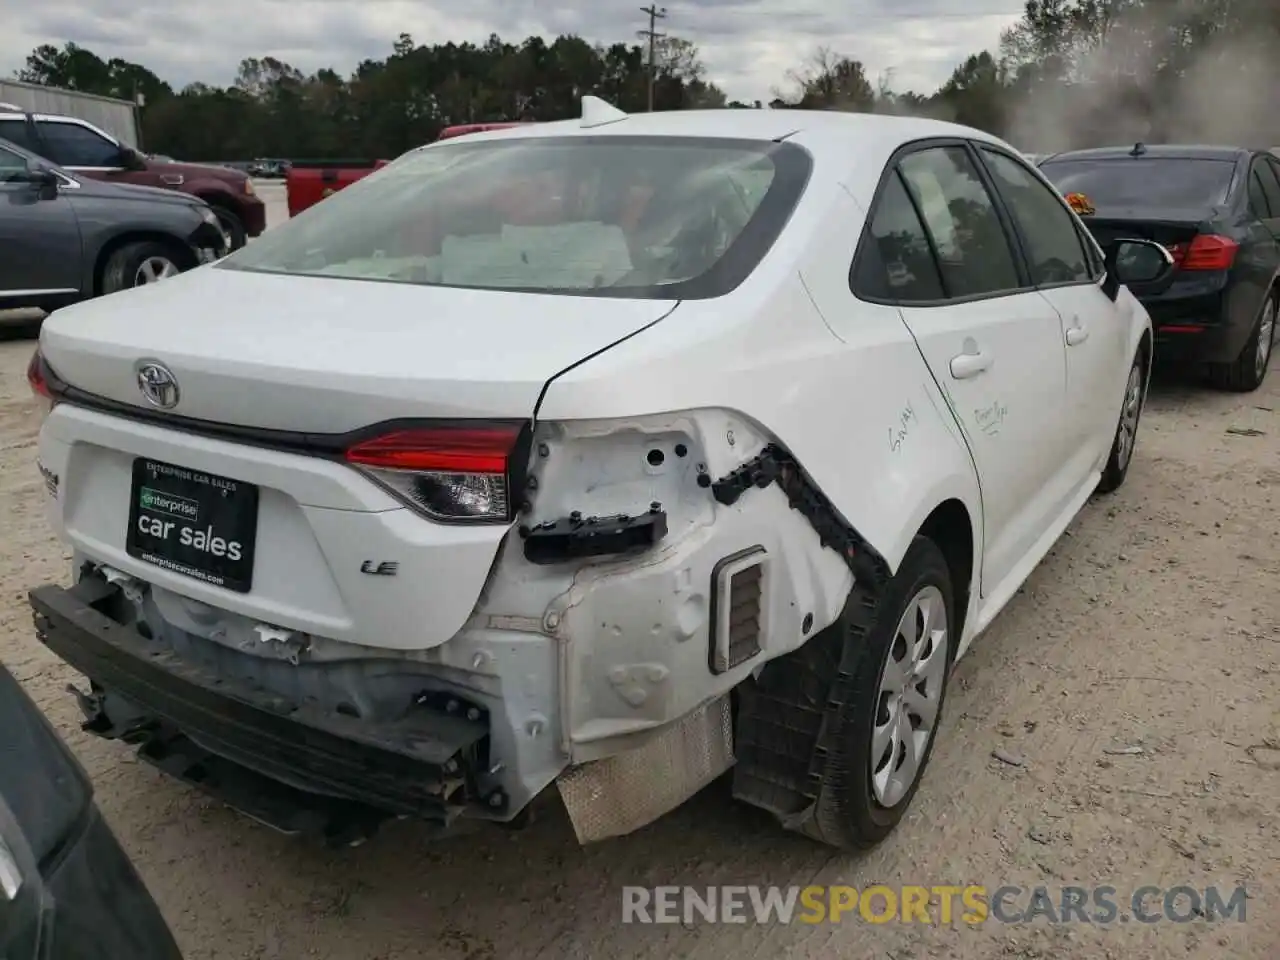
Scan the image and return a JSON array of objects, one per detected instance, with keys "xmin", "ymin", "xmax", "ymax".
[{"xmin": 0, "ymin": 79, "xmax": 139, "ymax": 147}]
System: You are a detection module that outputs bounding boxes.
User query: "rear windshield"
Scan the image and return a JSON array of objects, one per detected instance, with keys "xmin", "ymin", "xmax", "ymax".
[
  {"xmin": 222, "ymin": 135, "xmax": 813, "ymax": 299},
  {"xmin": 1037, "ymin": 157, "xmax": 1238, "ymax": 209}
]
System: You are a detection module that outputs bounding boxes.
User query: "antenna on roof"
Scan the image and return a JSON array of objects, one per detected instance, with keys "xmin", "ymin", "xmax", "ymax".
[
  {"xmin": 581, "ymin": 95, "xmax": 628, "ymax": 129},
  {"xmin": 1130, "ymin": 141, "xmax": 1146, "ymax": 156}
]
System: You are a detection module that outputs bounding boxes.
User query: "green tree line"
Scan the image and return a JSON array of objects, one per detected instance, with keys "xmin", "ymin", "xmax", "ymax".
[{"xmin": 11, "ymin": 0, "xmax": 1280, "ymax": 161}]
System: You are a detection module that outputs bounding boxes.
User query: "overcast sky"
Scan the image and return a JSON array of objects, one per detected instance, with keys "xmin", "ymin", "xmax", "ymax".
[{"xmin": 3, "ymin": 0, "xmax": 1025, "ymax": 101}]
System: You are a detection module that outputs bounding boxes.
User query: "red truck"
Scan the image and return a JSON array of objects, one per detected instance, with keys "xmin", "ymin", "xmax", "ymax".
[
  {"xmin": 285, "ymin": 123, "xmax": 528, "ymax": 217},
  {"xmin": 284, "ymin": 159, "xmax": 392, "ymax": 217}
]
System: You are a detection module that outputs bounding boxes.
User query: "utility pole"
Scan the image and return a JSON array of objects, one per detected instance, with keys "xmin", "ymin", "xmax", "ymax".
[
  {"xmin": 132, "ymin": 79, "xmax": 145, "ymax": 152},
  {"xmin": 638, "ymin": 5, "xmax": 667, "ymax": 111}
]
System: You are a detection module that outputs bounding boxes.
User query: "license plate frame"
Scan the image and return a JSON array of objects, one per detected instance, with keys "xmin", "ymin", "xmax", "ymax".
[{"xmin": 125, "ymin": 458, "xmax": 259, "ymax": 593}]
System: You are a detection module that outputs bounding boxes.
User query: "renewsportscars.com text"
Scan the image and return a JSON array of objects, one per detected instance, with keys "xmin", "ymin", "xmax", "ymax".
[{"xmin": 621, "ymin": 884, "xmax": 1248, "ymax": 925}]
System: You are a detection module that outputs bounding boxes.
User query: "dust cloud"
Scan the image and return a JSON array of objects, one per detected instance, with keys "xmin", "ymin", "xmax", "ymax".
[{"xmin": 1005, "ymin": 5, "xmax": 1279, "ymax": 153}]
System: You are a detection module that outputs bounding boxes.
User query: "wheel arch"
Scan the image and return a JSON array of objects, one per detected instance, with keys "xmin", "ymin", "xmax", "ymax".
[
  {"xmin": 916, "ymin": 498, "xmax": 976, "ymax": 645},
  {"xmin": 192, "ymin": 188, "xmax": 244, "ymax": 216},
  {"xmin": 93, "ymin": 232, "xmax": 196, "ymax": 295}
]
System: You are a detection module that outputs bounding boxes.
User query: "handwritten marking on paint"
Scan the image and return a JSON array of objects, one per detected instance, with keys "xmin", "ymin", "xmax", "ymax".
[
  {"xmin": 889, "ymin": 403, "xmax": 917, "ymax": 452},
  {"xmin": 973, "ymin": 400, "xmax": 1008, "ymax": 436}
]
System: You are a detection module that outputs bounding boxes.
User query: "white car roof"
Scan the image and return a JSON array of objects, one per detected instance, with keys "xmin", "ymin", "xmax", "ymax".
[{"xmin": 416, "ymin": 108, "xmax": 1011, "ymax": 160}]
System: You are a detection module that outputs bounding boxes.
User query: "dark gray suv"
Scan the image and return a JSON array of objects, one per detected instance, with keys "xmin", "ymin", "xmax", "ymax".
[{"xmin": 0, "ymin": 137, "xmax": 227, "ymax": 314}]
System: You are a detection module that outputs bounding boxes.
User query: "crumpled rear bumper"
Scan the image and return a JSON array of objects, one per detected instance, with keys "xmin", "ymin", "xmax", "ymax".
[{"xmin": 29, "ymin": 575, "xmax": 500, "ymax": 844}]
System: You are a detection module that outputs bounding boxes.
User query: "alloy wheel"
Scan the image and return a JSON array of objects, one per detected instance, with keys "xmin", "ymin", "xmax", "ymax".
[
  {"xmin": 1115, "ymin": 362, "xmax": 1143, "ymax": 472},
  {"xmin": 1256, "ymin": 298, "xmax": 1275, "ymax": 382},
  {"xmin": 134, "ymin": 257, "xmax": 179, "ymax": 286},
  {"xmin": 871, "ymin": 584, "xmax": 948, "ymax": 808}
]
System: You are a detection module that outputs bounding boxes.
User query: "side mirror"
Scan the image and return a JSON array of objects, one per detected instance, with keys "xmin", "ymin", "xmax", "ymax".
[
  {"xmin": 1102, "ymin": 238, "xmax": 1174, "ymax": 300},
  {"xmin": 23, "ymin": 162, "xmax": 59, "ymax": 200},
  {"xmin": 119, "ymin": 146, "xmax": 148, "ymax": 171}
]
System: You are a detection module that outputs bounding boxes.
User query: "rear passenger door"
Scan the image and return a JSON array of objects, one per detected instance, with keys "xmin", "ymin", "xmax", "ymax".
[
  {"xmin": 977, "ymin": 145, "xmax": 1127, "ymax": 473},
  {"xmin": 856, "ymin": 142, "xmax": 1074, "ymax": 596}
]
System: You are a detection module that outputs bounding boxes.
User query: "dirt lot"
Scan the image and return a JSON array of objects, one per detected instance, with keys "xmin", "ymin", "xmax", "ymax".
[{"xmin": 1, "ymin": 329, "xmax": 1277, "ymax": 958}]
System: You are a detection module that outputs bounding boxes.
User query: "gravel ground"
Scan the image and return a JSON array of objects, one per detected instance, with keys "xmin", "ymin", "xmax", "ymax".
[{"xmin": 1, "ymin": 196, "xmax": 1277, "ymax": 956}]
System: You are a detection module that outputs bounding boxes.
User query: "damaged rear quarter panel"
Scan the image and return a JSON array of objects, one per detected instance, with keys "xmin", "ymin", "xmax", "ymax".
[
  {"xmin": 490, "ymin": 177, "xmax": 982, "ymax": 761},
  {"xmin": 534, "ymin": 184, "xmax": 981, "ymax": 591},
  {"xmin": 474, "ymin": 412, "xmax": 855, "ymax": 759}
]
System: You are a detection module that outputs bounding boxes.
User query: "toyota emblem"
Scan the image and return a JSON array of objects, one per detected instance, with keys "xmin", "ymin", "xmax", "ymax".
[{"xmin": 135, "ymin": 360, "xmax": 180, "ymax": 409}]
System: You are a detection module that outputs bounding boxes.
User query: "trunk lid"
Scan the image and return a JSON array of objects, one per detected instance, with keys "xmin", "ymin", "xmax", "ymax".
[
  {"xmin": 40, "ymin": 265, "xmax": 677, "ymax": 433},
  {"xmin": 1079, "ymin": 205, "xmax": 1215, "ymax": 250},
  {"xmin": 37, "ymin": 269, "xmax": 677, "ymax": 650}
]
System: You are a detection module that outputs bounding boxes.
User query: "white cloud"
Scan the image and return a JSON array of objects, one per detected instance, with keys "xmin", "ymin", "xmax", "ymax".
[{"xmin": 2, "ymin": 0, "xmax": 1024, "ymax": 101}]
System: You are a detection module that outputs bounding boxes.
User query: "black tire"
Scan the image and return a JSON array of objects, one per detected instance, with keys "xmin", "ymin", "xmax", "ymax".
[
  {"xmin": 796, "ymin": 536, "xmax": 956, "ymax": 850},
  {"xmin": 1206, "ymin": 292, "xmax": 1275, "ymax": 393},
  {"xmin": 211, "ymin": 206, "xmax": 247, "ymax": 250},
  {"xmin": 100, "ymin": 241, "xmax": 187, "ymax": 295},
  {"xmin": 1096, "ymin": 349, "xmax": 1147, "ymax": 495}
]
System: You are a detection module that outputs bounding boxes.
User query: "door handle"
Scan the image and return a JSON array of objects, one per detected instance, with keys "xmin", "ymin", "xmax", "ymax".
[
  {"xmin": 1065, "ymin": 325, "xmax": 1089, "ymax": 346},
  {"xmin": 950, "ymin": 351, "xmax": 991, "ymax": 379}
]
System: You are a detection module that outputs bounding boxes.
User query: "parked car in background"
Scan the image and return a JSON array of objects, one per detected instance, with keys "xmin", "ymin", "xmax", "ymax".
[
  {"xmin": 0, "ymin": 136, "xmax": 227, "ymax": 315},
  {"xmin": 249, "ymin": 158, "xmax": 291, "ymax": 178},
  {"xmin": 25, "ymin": 100, "xmax": 1172, "ymax": 854},
  {"xmin": 0, "ymin": 109, "xmax": 265, "ymax": 250},
  {"xmin": 0, "ymin": 662, "xmax": 183, "ymax": 960},
  {"xmin": 1040, "ymin": 143, "xmax": 1278, "ymax": 391},
  {"xmin": 285, "ymin": 122, "xmax": 531, "ymax": 216}
]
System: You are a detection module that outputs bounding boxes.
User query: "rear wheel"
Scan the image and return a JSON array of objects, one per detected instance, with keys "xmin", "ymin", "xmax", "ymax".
[
  {"xmin": 1207, "ymin": 293, "xmax": 1275, "ymax": 392},
  {"xmin": 101, "ymin": 241, "xmax": 186, "ymax": 295},
  {"xmin": 1097, "ymin": 351, "xmax": 1146, "ymax": 494},
  {"xmin": 798, "ymin": 536, "xmax": 955, "ymax": 850}
]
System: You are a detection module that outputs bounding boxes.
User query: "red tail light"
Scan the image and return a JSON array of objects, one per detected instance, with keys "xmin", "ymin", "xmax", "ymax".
[
  {"xmin": 26, "ymin": 347, "xmax": 57, "ymax": 419},
  {"xmin": 1167, "ymin": 234, "xmax": 1238, "ymax": 271},
  {"xmin": 344, "ymin": 424, "xmax": 523, "ymax": 523},
  {"xmin": 26, "ymin": 348, "xmax": 51, "ymax": 400}
]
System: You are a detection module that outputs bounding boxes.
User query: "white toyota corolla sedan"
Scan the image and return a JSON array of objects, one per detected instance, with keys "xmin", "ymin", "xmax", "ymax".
[{"xmin": 26, "ymin": 99, "xmax": 1172, "ymax": 852}]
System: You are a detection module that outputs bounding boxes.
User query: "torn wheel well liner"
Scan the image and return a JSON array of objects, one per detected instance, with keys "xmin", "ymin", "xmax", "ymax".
[{"xmin": 723, "ymin": 449, "xmax": 973, "ymax": 828}]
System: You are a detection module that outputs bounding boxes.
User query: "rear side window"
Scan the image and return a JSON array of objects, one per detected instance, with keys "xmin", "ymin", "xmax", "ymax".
[
  {"xmin": 853, "ymin": 171, "xmax": 945, "ymax": 302},
  {"xmin": 980, "ymin": 148, "xmax": 1091, "ymax": 286},
  {"xmin": 1038, "ymin": 157, "xmax": 1237, "ymax": 209},
  {"xmin": 0, "ymin": 119, "xmax": 37, "ymax": 152},
  {"xmin": 35, "ymin": 121, "xmax": 121, "ymax": 167},
  {"xmin": 897, "ymin": 146, "xmax": 1021, "ymax": 299}
]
